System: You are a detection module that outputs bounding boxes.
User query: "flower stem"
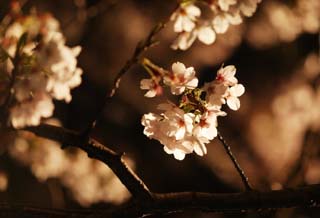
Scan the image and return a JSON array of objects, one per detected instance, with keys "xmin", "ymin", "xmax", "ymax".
[{"xmin": 217, "ymin": 132, "xmax": 252, "ymax": 191}]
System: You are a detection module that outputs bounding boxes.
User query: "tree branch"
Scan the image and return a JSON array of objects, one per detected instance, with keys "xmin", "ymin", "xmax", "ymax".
[
  {"xmin": 1, "ymin": 184, "xmax": 320, "ymax": 218},
  {"xmin": 25, "ymin": 124, "xmax": 153, "ymax": 202}
]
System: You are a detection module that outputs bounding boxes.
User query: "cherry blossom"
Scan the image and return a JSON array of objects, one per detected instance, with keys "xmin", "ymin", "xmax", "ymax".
[
  {"xmin": 216, "ymin": 65, "xmax": 238, "ymax": 86},
  {"xmin": 171, "ymin": 3, "xmax": 201, "ymax": 33},
  {"xmin": 171, "ymin": 24, "xmax": 216, "ymax": 50},
  {"xmin": 225, "ymin": 83, "xmax": 245, "ymax": 110},
  {"xmin": 141, "ymin": 63, "xmax": 244, "ymax": 160},
  {"xmin": 164, "ymin": 62, "xmax": 198, "ymax": 95},
  {"xmin": 171, "ymin": 0, "xmax": 261, "ymax": 50},
  {"xmin": 140, "ymin": 79, "xmax": 162, "ymax": 98},
  {"xmin": 1, "ymin": 12, "xmax": 83, "ymax": 128}
]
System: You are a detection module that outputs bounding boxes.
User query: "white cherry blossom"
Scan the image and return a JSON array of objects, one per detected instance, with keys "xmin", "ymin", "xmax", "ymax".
[
  {"xmin": 171, "ymin": 24, "xmax": 216, "ymax": 50},
  {"xmin": 239, "ymin": 0, "xmax": 262, "ymax": 17},
  {"xmin": 216, "ymin": 65, "xmax": 238, "ymax": 86},
  {"xmin": 171, "ymin": 4, "xmax": 201, "ymax": 33},
  {"xmin": 226, "ymin": 83, "xmax": 245, "ymax": 110},
  {"xmin": 1, "ymin": 12, "xmax": 83, "ymax": 128},
  {"xmin": 141, "ymin": 63, "xmax": 244, "ymax": 160},
  {"xmin": 218, "ymin": 0, "xmax": 237, "ymax": 11},
  {"xmin": 164, "ymin": 62, "xmax": 198, "ymax": 95}
]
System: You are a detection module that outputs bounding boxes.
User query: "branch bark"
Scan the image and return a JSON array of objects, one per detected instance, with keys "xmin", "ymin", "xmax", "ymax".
[{"xmin": 1, "ymin": 184, "xmax": 320, "ymax": 218}]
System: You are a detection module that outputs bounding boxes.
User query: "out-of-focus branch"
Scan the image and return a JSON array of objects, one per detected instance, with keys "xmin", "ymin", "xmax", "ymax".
[
  {"xmin": 1, "ymin": 184, "xmax": 320, "ymax": 218},
  {"xmin": 217, "ymin": 132, "xmax": 253, "ymax": 191},
  {"xmin": 25, "ymin": 124, "xmax": 153, "ymax": 202}
]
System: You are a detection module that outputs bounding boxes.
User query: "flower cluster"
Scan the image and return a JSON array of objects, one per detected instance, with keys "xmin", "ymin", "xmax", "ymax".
[
  {"xmin": 171, "ymin": 0, "xmax": 261, "ymax": 50},
  {"xmin": 141, "ymin": 61, "xmax": 244, "ymax": 160},
  {"xmin": 0, "ymin": 10, "xmax": 82, "ymax": 128}
]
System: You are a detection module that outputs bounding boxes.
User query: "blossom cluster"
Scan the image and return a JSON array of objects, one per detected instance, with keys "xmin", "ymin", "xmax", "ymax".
[
  {"xmin": 0, "ymin": 11, "xmax": 82, "ymax": 128},
  {"xmin": 171, "ymin": 0, "xmax": 261, "ymax": 50},
  {"xmin": 141, "ymin": 61, "xmax": 244, "ymax": 160}
]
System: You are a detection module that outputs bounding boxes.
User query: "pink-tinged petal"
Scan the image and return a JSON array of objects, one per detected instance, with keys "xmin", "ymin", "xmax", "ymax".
[
  {"xmin": 230, "ymin": 84, "xmax": 245, "ymax": 97},
  {"xmin": 198, "ymin": 25, "xmax": 216, "ymax": 45},
  {"xmin": 227, "ymin": 96, "xmax": 240, "ymax": 110}
]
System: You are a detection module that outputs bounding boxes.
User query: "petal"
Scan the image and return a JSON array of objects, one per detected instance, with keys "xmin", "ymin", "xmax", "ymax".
[
  {"xmin": 172, "ymin": 62, "xmax": 186, "ymax": 75},
  {"xmin": 171, "ymin": 31, "xmax": 197, "ymax": 50},
  {"xmin": 226, "ymin": 11, "xmax": 242, "ymax": 25},
  {"xmin": 212, "ymin": 14, "xmax": 229, "ymax": 34},
  {"xmin": 186, "ymin": 77, "xmax": 198, "ymax": 89},
  {"xmin": 185, "ymin": 4, "xmax": 201, "ymax": 17},
  {"xmin": 140, "ymin": 79, "xmax": 153, "ymax": 90},
  {"xmin": 144, "ymin": 90, "xmax": 157, "ymax": 98},
  {"xmin": 222, "ymin": 65, "xmax": 236, "ymax": 78},
  {"xmin": 182, "ymin": 18, "xmax": 196, "ymax": 32},
  {"xmin": 198, "ymin": 26, "xmax": 216, "ymax": 45},
  {"xmin": 173, "ymin": 16, "xmax": 184, "ymax": 32},
  {"xmin": 230, "ymin": 84, "xmax": 245, "ymax": 97},
  {"xmin": 175, "ymin": 127, "xmax": 186, "ymax": 140},
  {"xmin": 173, "ymin": 150, "xmax": 186, "ymax": 160},
  {"xmin": 227, "ymin": 96, "xmax": 240, "ymax": 110},
  {"xmin": 193, "ymin": 141, "xmax": 207, "ymax": 156},
  {"xmin": 163, "ymin": 146, "xmax": 174, "ymax": 154}
]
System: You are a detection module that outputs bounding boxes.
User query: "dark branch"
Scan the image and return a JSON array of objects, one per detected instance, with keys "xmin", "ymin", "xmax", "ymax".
[
  {"xmin": 25, "ymin": 124, "xmax": 153, "ymax": 202},
  {"xmin": 1, "ymin": 185, "xmax": 320, "ymax": 218}
]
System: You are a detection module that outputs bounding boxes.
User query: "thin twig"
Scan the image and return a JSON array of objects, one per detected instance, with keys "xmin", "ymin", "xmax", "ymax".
[
  {"xmin": 81, "ymin": 10, "xmax": 175, "ymax": 138},
  {"xmin": 217, "ymin": 132, "xmax": 253, "ymax": 191}
]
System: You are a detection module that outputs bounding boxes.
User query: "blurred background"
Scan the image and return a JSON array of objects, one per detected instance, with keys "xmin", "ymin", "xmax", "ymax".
[{"xmin": 0, "ymin": 0, "xmax": 319, "ymax": 217}]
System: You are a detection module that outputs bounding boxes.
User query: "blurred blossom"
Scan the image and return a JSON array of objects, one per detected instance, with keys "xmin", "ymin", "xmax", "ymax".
[
  {"xmin": 9, "ymin": 119, "xmax": 132, "ymax": 206},
  {"xmin": 301, "ymin": 53, "xmax": 320, "ymax": 80},
  {"xmin": 305, "ymin": 159, "xmax": 320, "ymax": 184},
  {"xmin": 246, "ymin": 0, "xmax": 320, "ymax": 48},
  {"xmin": 0, "ymin": 171, "xmax": 8, "ymax": 192},
  {"xmin": 0, "ymin": 10, "xmax": 82, "ymax": 128},
  {"xmin": 248, "ymin": 54, "xmax": 320, "ymax": 184},
  {"xmin": 171, "ymin": 0, "xmax": 261, "ymax": 50}
]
